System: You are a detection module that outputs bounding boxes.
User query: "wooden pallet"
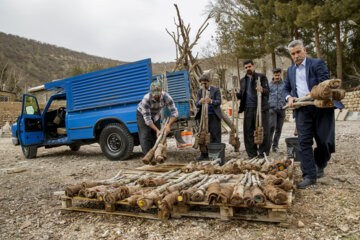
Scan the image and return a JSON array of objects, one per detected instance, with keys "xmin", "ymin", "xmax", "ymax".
[
  {"xmin": 61, "ymin": 192, "xmax": 291, "ymax": 222},
  {"xmin": 61, "ymin": 159, "xmax": 294, "ymax": 223}
]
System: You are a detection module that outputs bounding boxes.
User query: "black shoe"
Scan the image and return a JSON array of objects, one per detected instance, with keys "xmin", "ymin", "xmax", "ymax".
[
  {"xmin": 197, "ymin": 154, "xmax": 208, "ymax": 161},
  {"xmin": 258, "ymin": 154, "xmax": 265, "ymax": 159},
  {"xmin": 317, "ymin": 168, "xmax": 324, "ymax": 178},
  {"xmin": 272, "ymin": 146, "xmax": 280, "ymax": 153},
  {"xmin": 297, "ymin": 178, "xmax": 316, "ymax": 189}
]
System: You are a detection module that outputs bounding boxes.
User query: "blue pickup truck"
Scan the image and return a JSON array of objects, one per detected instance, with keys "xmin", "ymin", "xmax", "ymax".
[{"xmin": 12, "ymin": 59, "xmax": 193, "ymax": 160}]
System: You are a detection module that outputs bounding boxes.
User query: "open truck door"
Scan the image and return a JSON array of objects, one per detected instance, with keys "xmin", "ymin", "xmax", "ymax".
[{"xmin": 17, "ymin": 94, "xmax": 44, "ymax": 158}]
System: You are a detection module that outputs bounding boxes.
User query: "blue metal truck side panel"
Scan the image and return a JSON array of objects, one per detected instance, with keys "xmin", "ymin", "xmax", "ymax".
[
  {"xmin": 44, "ymin": 59, "xmax": 152, "ymax": 112},
  {"xmin": 66, "ymin": 103, "xmax": 139, "ymax": 140},
  {"xmin": 152, "ymin": 70, "xmax": 190, "ymax": 101}
]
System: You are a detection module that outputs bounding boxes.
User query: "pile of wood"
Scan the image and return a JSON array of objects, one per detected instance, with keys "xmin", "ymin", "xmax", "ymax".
[
  {"xmin": 142, "ymin": 118, "xmax": 169, "ymax": 165},
  {"xmin": 64, "ymin": 156, "xmax": 295, "ymax": 219},
  {"xmin": 283, "ymin": 79, "xmax": 345, "ymax": 110}
]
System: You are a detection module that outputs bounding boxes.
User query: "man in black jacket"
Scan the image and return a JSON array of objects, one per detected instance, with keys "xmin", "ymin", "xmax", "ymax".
[
  {"xmin": 233, "ymin": 59, "xmax": 270, "ymax": 158},
  {"xmin": 195, "ymin": 74, "xmax": 222, "ymax": 160}
]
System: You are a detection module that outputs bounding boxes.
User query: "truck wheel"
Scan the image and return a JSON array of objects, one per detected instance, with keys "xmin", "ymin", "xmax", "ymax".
[
  {"xmin": 69, "ymin": 144, "xmax": 81, "ymax": 151},
  {"xmin": 99, "ymin": 123, "xmax": 134, "ymax": 160},
  {"xmin": 22, "ymin": 146, "xmax": 37, "ymax": 159}
]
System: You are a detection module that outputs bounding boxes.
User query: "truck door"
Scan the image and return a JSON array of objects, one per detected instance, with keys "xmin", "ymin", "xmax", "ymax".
[{"xmin": 18, "ymin": 94, "xmax": 44, "ymax": 146}]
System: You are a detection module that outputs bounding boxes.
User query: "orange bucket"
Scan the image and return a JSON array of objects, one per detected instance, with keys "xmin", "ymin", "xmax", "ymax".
[
  {"xmin": 177, "ymin": 131, "xmax": 193, "ymax": 148},
  {"xmin": 228, "ymin": 108, "xmax": 232, "ymax": 116}
]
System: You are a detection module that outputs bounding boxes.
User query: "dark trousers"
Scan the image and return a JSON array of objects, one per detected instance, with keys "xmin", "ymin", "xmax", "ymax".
[
  {"xmin": 295, "ymin": 106, "xmax": 335, "ymax": 179},
  {"xmin": 243, "ymin": 107, "xmax": 270, "ymax": 158},
  {"xmin": 136, "ymin": 111, "xmax": 161, "ymax": 155},
  {"xmin": 269, "ymin": 108, "xmax": 285, "ymax": 150},
  {"xmin": 201, "ymin": 114, "xmax": 221, "ymax": 157}
]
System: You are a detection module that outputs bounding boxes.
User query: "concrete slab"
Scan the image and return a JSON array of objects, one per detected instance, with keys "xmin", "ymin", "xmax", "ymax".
[
  {"xmin": 337, "ymin": 109, "xmax": 349, "ymax": 121},
  {"xmin": 345, "ymin": 112, "xmax": 360, "ymax": 121}
]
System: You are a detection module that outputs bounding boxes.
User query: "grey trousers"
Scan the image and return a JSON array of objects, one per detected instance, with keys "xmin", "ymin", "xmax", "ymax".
[
  {"xmin": 136, "ymin": 111, "xmax": 161, "ymax": 155},
  {"xmin": 269, "ymin": 108, "xmax": 285, "ymax": 149}
]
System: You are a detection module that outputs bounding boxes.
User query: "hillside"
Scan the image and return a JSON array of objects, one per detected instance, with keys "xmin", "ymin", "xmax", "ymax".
[{"xmin": 0, "ymin": 32, "xmax": 128, "ymax": 93}]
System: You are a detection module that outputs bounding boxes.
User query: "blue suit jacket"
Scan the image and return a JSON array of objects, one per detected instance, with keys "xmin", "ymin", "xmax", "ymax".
[{"xmin": 283, "ymin": 57, "xmax": 329, "ymax": 99}]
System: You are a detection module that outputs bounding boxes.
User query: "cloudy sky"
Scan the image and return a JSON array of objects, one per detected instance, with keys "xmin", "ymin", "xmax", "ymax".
[{"xmin": 0, "ymin": 0, "xmax": 216, "ymax": 63}]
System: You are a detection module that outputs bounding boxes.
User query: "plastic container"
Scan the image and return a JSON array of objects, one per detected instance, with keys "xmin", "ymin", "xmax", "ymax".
[
  {"xmin": 285, "ymin": 137, "xmax": 300, "ymax": 162},
  {"xmin": 207, "ymin": 143, "xmax": 226, "ymax": 166},
  {"xmin": 176, "ymin": 131, "xmax": 193, "ymax": 148},
  {"xmin": 228, "ymin": 108, "xmax": 232, "ymax": 117}
]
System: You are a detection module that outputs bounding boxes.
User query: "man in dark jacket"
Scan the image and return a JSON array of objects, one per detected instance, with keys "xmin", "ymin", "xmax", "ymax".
[
  {"xmin": 283, "ymin": 39, "xmax": 335, "ymax": 189},
  {"xmin": 268, "ymin": 68, "xmax": 286, "ymax": 153},
  {"xmin": 233, "ymin": 59, "xmax": 270, "ymax": 158},
  {"xmin": 195, "ymin": 74, "xmax": 222, "ymax": 160}
]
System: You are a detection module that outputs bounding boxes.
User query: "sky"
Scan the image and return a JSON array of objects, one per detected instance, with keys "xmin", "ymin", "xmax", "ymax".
[{"xmin": 0, "ymin": 0, "xmax": 217, "ymax": 63}]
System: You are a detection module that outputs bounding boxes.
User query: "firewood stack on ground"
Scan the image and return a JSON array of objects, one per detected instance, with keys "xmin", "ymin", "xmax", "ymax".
[{"xmin": 64, "ymin": 155, "xmax": 295, "ymax": 220}]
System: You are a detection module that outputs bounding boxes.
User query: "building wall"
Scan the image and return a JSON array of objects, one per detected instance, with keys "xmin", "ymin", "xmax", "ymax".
[{"xmin": 0, "ymin": 91, "xmax": 16, "ymax": 102}]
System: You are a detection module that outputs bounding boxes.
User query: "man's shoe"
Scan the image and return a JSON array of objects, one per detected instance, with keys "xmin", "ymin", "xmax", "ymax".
[
  {"xmin": 196, "ymin": 154, "xmax": 208, "ymax": 161},
  {"xmin": 317, "ymin": 168, "xmax": 324, "ymax": 178},
  {"xmin": 297, "ymin": 178, "xmax": 316, "ymax": 189},
  {"xmin": 272, "ymin": 146, "xmax": 280, "ymax": 153}
]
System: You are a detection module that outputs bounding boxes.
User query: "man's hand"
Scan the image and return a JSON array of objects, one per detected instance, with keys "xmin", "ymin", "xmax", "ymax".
[
  {"xmin": 204, "ymin": 97, "xmax": 212, "ymax": 103},
  {"xmin": 164, "ymin": 125, "xmax": 171, "ymax": 136},
  {"xmin": 200, "ymin": 97, "xmax": 211, "ymax": 104},
  {"xmin": 230, "ymin": 90, "xmax": 235, "ymax": 97},
  {"xmin": 288, "ymin": 97, "xmax": 297, "ymax": 107},
  {"xmin": 256, "ymin": 86, "xmax": 263, "ymax": 92},
  {"xmin": 199, "ymin": 98, "xmax": 205, "ymax": 104},
  {"xmin": 156, "ymin": 129, "xmax": 161, "ymax": 137}
]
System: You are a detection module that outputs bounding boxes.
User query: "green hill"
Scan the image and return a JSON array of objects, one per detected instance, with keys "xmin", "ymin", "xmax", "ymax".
[{"xmin": 0, "ymin": 32, "xmax": 127, "ymax": 97}]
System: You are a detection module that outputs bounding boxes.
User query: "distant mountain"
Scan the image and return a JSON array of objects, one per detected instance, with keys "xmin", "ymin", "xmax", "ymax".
[
  {"xmin": 0, "ymin": 32, "xmax": 204, "ymax": 98},
  {"xmin": 0, "ymin": 32, "xmax": 128, "ymax": 89}
]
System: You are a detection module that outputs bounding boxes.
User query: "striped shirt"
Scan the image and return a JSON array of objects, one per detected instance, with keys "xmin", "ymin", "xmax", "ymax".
[{"xmin": 137, "ymin": 92, "xmax": 178, "ymax": 126}]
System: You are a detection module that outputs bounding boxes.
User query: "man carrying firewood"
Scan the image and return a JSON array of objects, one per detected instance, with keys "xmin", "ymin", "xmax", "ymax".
[
  {"xmin": 232, "ymin": 59, "xmax": 270, "ymax": 159},
  {"xmin": 195, "ymin": 74, "xmax": 222, "ymax": 160},
  {"xmin": 283, "ymin": 39, "xmax": 335, "ymax": 189},
  {"xmin": 136, "ymin": 81, "xmax": 178, "ymax": 155}
]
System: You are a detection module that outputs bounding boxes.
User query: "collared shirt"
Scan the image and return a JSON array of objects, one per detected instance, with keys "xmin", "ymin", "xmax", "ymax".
[
  {"xmin": 245, "ymin": 75, "xmax": 257, "ymax": 108},
  {"xmin": 269, "ymin": 79, "xmax": 286, "ymax": 110},
  {"xmin": 295, "ymin": 58, "xmax": 310, "ymax": 98},
  {"xmin": 137, "ymin": 92, "xmax": 178, "ymax": 126}
]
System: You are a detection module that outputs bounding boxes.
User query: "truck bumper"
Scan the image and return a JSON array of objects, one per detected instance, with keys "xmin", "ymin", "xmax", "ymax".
[{"xmin": 12, "ymin": 137, "xmax": 19, "ymax": 146}]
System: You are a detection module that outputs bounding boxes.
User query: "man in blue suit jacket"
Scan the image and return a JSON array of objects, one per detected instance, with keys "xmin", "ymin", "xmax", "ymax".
[
  {"xmin": 283, "ymin": 40, "xmax": 335, "ymax": 189},
  {"xmin": 195, "ymin": 74, "xmax": 222, "ymax": 161}
]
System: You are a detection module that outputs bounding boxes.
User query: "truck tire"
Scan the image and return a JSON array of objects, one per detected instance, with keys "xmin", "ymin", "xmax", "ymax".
[
  {"xmin": 99, "ymin": 123, "xmax": 134, "ymax": 160},
  {"xmin": 69, "ymin": 144, "xmax": 81, "ymax": 151},
  {"xmin": 22, "ymin": 146, "xmax": 37, "ymax": 159}
]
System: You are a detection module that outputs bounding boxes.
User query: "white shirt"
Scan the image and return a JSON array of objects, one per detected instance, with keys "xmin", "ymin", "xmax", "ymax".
[
  {"xmin": 295, "ymin": 58, "xmax": 310, "ymax": 98},
  {"xmin": 286, "ymin": 58, "xmax": 309, "ymax": 100}
]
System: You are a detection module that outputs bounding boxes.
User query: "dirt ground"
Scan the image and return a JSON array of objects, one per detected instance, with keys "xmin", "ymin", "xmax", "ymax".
[{"xmin": 0, "ymin": 120, "xmax": 359, "ymax": 240}]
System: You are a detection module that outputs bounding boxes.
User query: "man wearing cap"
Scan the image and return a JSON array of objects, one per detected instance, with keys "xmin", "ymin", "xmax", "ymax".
[
  {"xmin": 195, "ymin": 74, "xmax": 222, "ymax": 160},
  {"xmin": 268, "ymin": 68, "xmax": 286, "ymax": 153},
  {"xmin": 136, "ymin": 81, "xmax": 178, "ymax": 155}
]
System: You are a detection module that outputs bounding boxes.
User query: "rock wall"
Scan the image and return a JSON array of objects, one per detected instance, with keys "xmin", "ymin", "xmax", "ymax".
[{"xmin": 341, "ymin": 90, "xmax": 360, "ymax": 112}]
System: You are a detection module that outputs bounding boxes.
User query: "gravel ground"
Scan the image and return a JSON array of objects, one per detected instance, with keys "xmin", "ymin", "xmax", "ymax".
[{"xmin": 0, "ymin": 120, "xmax": 359, "ymax": 240}]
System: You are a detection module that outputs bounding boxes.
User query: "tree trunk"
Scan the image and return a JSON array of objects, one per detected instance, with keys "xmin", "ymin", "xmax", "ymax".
[
  {"xmin": 314, "ymin": 24, "xmax": 322, "ymax": 59},
  {"xmin": 335, "ymin": 21, "xmax": 343, "ymax": 80},
  {"xmin": 294, "ymin": 26, "xmax": 299, "ymax": 40},
  {"xmin": 271, "ymin": 52, "xmax": 276, "ymax": 69}
]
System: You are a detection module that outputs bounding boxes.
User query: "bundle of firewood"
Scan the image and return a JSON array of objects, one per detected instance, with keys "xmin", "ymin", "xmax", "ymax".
[
  {"xmin": 142, "ymin": 118, "xmax": 170, "ymax": 165},
  {"xmin": 283, "ymin": 79, "xmax": 345, "ymax": 110}
]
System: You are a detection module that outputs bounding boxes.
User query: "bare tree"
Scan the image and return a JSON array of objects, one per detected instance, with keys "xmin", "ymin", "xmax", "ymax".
[{"xmin": 166, "ymin": 4, "xmax": 213, "ymax": 100}]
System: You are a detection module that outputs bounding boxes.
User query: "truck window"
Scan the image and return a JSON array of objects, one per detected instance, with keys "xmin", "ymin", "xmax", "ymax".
[{"xmin": 23, "ymin": 96, "xmax": 40, "ymax": 115}]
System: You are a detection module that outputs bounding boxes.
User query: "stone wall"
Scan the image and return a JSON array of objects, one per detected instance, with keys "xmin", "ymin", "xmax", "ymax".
[
  {"xmin": 341, "ymin": 90, "xmax": 360, "ymax": 112},
  {"xmin": 0, "ymin": 102, "xmax": 46, "ymax": 128}
]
